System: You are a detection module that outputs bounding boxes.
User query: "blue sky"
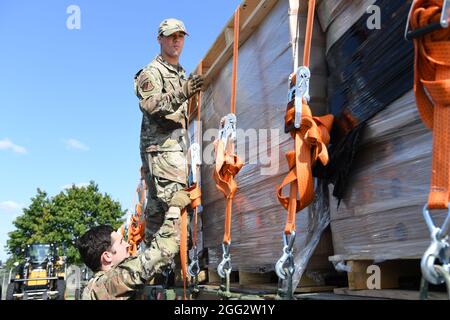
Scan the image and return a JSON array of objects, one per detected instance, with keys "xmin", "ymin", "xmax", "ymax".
[{"xmin": 0, "ymin": 0, "xmax": 242, "ymax": 263}]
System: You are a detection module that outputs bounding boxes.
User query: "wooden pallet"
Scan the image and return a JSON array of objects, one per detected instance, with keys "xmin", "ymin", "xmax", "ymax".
[
  {"xmin": 328, "ymin": 256, "xmax": 422, "ymax": 290},
  {"xmin": 333, "ymin": 288, "xmax": 448, "ymax": 300},
  {"xmin": 324, "ymin": 256, "xmax": 450, "ymax": 300},
  {"xmin": 205, "ymin": 268, "xmax": 336, "ymax": 295},
  {"xmin": 197, "ymin": 283, "xmax": 336, "ymax": 300}
]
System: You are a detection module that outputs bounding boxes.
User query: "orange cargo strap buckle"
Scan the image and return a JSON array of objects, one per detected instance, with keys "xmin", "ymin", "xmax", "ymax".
[{"xmin": 406, "ymin": 0, "xmax": 450, "ymax": 289}]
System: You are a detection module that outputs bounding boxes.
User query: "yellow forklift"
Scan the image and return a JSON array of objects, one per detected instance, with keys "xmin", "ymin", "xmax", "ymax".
[{"xmin": 6, "ymin": 244, "xmax": 66, "ymax": 300}]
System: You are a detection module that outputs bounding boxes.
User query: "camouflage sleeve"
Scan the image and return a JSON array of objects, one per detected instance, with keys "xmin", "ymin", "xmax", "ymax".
[
  {"xmin": 135, "ymin": 68, "xmax": 187, "ymax": 117},
  {"xmin": 80, "ymin": 214, "xmax": 180, "ymax": 300},
  {"xmin": 104, "ymin": 216, "xmax": 181, "ymax": 295}
]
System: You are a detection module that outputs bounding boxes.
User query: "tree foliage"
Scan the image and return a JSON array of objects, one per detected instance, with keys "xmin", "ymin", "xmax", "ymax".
[{"xmin": 6, "ymin": 182, "xmax": 125, "ymax": 265}]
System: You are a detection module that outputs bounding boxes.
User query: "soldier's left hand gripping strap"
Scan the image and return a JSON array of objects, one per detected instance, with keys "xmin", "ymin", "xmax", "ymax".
[{"xmin": 128, "ymin": 173, "xmax": 147, "ymax": 256}]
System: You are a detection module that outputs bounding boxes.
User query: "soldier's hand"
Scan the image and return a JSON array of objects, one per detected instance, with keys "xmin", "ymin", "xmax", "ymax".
[
  {"xmin": 169, "ymin": 190, "xmax": 191, "ymax": 209},
  {"xmin": 182, "ymin": 74, "xmax": 204, "ymax": 99}
]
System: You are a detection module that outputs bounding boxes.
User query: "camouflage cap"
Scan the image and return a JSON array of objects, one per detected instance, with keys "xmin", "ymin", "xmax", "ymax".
[{"xmin": 158, "ymin": 18, "xmax": 188, "ymax": 37}]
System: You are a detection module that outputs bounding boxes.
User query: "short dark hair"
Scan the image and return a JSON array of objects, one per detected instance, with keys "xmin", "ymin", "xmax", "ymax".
[{"xmin": 76, "ymin": 225, "xmax": 114, "ymax": 272}]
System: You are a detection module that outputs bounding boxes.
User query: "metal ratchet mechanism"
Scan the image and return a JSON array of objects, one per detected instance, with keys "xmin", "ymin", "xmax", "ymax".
[
  {"xmin": 218, "ymin": 113, "xmax": 237, "ymax": 149},
  {"xmin": 188, "ymin": 142, "xmax": 201, "ymax": 186},
  {"xmin": 287, "ymin": 66, "xmax": 310, "ymax": 131},
  {"xmin": 187, "ymin": 142, "xmax": 201, "ymax": 281}
]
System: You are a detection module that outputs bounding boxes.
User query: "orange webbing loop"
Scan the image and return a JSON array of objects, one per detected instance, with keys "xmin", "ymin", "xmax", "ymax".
[
  {"xmin": 277, "ymin": 104, "xmax": 334, "ymax": 234},
  {"xmin": 127, "ymin": 168, "xmax": 147, "ymax": 256},
  {"xmin": 410, "ymin": 0, "xmax": 450, "ymax": 209},
  {"xmin": 214, "ymin": 139, "xmax": 243, "ymax": 244},
  {"xmin": 187, "ymin": 183, "xmax": 202, "ymax": 252},
  {"xmin": 276, "ymin": 0, "xmax": 334, "ymax": 235},
  {"xmin": 213, "ymin": 7, "xmax": 243, "ymax": 246}
]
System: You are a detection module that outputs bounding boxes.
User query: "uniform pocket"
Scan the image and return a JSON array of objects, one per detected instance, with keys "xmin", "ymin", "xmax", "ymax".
[{"xmin": 151, "ymin": 151, "xmax": 187, "ymax": 184}]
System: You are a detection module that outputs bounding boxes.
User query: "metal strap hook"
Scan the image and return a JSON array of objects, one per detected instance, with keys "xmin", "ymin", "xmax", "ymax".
[
  {"xmin": 421, "ymin": 204, "xmax": 450, "ymax": 285},
  {"xmin": 217, "ymin": 243, "xmax": 232, "ymax": 279},
  {"xmin": 188, "ymin": 245, "xmax": 200, "ymax": 277},
  {"xmin": 275, "ymin": 231, "xmax": 296, "ymax": 280}
]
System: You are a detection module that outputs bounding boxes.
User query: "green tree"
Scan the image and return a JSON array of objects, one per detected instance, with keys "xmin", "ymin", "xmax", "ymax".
[
  {"xmin": 6, "ymin": 189, "xmax": 51, "ymax": 265},
  {"xmin": 6, "ymin": 181, "xmax": 125, "ymax": 265}
]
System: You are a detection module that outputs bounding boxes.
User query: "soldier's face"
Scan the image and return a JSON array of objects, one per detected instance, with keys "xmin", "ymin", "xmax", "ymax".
[
  {"xmin": 158, "ymin": 32, "xmax": 185, "ymax": 59},
  {"xmin": 109, "ymin": 231, "xmax": 130, "ymax": 265}
]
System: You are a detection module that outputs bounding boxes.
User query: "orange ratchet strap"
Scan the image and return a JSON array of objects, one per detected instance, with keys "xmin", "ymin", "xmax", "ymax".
[
  {"xmin": 275, "ymin": 0, "xmax": 333, "ymax": 292},
  {"xmin": 407, "ymin": 0, "xmax": 450, "ymax": 288},
  {"xmin": 277, "ymin": 0, "xmax": 333, "ymax": 237},
  {"xmin": 214, "ymin": 7, "xmax": 244, "ymax": 280},
  {"xmin": 180, "ymin": 62, "xmax": 204, "ymax": 300},
  {"xmin": 409, "ymin": 0, "xmax": 450, "ymax": 210},
  {"xmin": 119, "ymin": 167, "xmax": 147, "ymax": 256},
  {"xmin": 188, "ymin": 61, "xmax": 203, "ymax": 280}
]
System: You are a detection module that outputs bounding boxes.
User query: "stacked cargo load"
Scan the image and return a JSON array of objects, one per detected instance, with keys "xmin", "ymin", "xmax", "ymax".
[
  {"xmin": 191, "ymin": 0, "xmax": 336, "ymax": 291},
  {"xmin": 190, "ymin": 0, "xmax": 448, "ymax": 298},
  {"xmin": 317, "ymin": 0, "xmax": 448, "ymax": 296}
]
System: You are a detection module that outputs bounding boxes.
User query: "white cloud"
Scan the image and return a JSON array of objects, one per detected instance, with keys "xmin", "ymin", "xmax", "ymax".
[
  {"xmin": 62, "ymin": 182, "xmax": 90, "ymax": 190},
  {"xmin": 64, "ymin": 138, "xmax": 89, "ymax": 151},
  {"xmin": 0, "ymin": 138, "xmax": 27, "ymax": 154},
  {"xmin": 0, "ymin": 201, "xmax": 23, "ymax": 216}
]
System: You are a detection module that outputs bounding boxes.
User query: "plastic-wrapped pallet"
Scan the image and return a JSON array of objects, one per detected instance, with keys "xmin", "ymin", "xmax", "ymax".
[
  {"xmin": 198, "ymin": 0, "xmax": 334, "ymax": 283},
  {"xmin": 329, "ymin": 91, "xmax": 449, "ymax": 260},
  {"xmin": 317, "ymin": 0, "xmax": 377, "ymax": 52},
  {"xmin": 317, "ymin": 0, "xmax": 415, "ymax": 204},
  {"xmin": 326, "ymin": 0, "xmax": 414, "ymax": 136}
]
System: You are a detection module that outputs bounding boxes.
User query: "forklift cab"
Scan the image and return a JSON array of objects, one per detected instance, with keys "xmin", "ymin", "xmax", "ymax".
[{"xmin": 28, "ymin": 244, "xmax": 54, "ymax": 268}]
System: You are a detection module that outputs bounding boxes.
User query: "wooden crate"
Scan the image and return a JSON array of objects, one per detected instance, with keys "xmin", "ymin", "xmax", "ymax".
[
  {"xmin": 205, "ymin": 267, "xmax": 336, "ymax": 294},
  {"xmin": 333, "ymin": 288, "xmax": 448, "ymax": 300},
  {"xmin": 327, "ymin": 255, "xmax": 449, "ymax": 300}
]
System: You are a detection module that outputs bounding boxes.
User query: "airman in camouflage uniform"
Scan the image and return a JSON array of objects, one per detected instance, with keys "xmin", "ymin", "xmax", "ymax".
[
  {"xmin": 80, "ymin": 209, "xmax": 185, "ymax": 300},
  {"xmin": 134, "ymin": 18, "xmax": 204, "ymax": 244}
]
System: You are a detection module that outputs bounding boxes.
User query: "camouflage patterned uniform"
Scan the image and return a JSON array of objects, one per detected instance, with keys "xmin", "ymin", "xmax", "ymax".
[
  {"xmin": 81, "ymin": 216, "xmax": 180, "ymax": 300},
  {"xmin": 134, "ymin": 55, "xmax": 189, "ymax": 245}
]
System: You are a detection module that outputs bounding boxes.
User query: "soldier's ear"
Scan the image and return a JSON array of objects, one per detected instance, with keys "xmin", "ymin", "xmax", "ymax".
[{"xmin": 101, "ymin": 251, "xmax": 112, "ymax": 266}]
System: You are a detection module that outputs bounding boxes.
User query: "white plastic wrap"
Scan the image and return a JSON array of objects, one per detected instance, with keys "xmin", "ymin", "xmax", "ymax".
[
  {"xmin": 282, "ymin": 180, "xmax": 333, "ymax": 292},
  {"xmin": 198, "ymin": 0, "xmax": 334, "ymax": 286},
  {"xmin": 329, "ymin": 90, "xmax": 449, "ymax": 260},
  {"xmin": 317, "ymin": 0, "xmax": 355, "ymax": 32},
  {"xmin": 322, "ymin": 0, "xmax": 377, "ymax": 53}
]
